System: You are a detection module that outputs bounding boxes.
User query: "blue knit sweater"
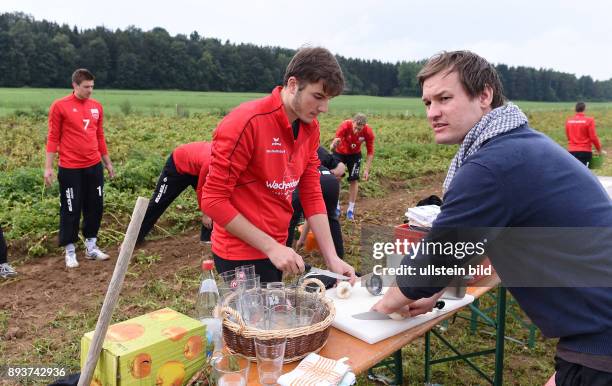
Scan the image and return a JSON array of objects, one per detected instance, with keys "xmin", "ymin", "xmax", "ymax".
[{"xmin": 398, "ymin": 124, "xmax": 612, "ymax": 355}]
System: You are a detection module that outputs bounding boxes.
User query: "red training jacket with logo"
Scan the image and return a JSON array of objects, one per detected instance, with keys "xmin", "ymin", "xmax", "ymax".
[
  {"xmin": 334, "ymin": 120, "xmax": 375, "ymax": 155},
  {"xmin": 46, "ymin": 93, "xmax": 108, "ymax": 168},
  {"xmin": 202, "ymin": 87, "xmax": 326, "ymax": 260},
  {"xmin": 172, "ymin": 141, "xmax": 212, "ymax": 212},
  {"xmin": 565, "ymin": 112, "xmax": 601, "ymax": 153}
]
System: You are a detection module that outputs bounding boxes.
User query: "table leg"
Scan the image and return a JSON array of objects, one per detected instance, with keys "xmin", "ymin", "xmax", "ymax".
[
  {"xmin": 494, "ymin": 286, "xmax": 506, "ymax": 386},
  {"xmin": 422, "ymin": 285, "xmax": 508, "ymax": 385},
  {"xmin": 424, "ymin": 331, "xmax": 431, "ymax": 382},
  {"xmin": 368, "ymin": 349, "xmax": 404, "ymax": 385}
]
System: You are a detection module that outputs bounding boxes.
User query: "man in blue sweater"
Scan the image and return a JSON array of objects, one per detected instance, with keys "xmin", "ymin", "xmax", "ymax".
[{"xmin": 373, "ymin": 51, "xmax": 612, "ymax": 384}]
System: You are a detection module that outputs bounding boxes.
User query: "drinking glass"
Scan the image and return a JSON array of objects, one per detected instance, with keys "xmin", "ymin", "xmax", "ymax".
[
  {"xmin": 235, "ymin": 264, "xmax": 256, "ymax": 280},
  {"xmin": 238, "ymin": 274, "xmax": 260, "ymax": 292},
  {"xmin": 219, "ymin": 271, "xmax": 239, "ymax": 288},
  {"xmin": 218, "ymin": 283, "xmax": 241, "ymax": 304},
  {"xmin": 282, "ymin": 284, "xmax": 300, "ymax": 308},
  {"xmin": 269, "ymin": 304, "xmax": 295, "ymax": 330},
  {"xmin": 295, "ymin": 306, "xmax": 315, "ymax": 327},
  {"xmin": 240, "ymin": 290, "xmax": 267, "ymax": 328},
  {"xmin": 265, "ymin": 282, "xmax": 286, "ymax": 308},
  {"xmin": 299, "ymin": 295, "xmax": 325, "ymax": 323},
  {"xmin": 254, "ymin": 338, "xmax": 286, "ymax": 386},
  {"xmin": 212, "ymin": 353, "xmax": 250, "ymax": 386}
]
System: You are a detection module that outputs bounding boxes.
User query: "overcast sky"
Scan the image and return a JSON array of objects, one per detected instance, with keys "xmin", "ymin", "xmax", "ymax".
[{"xmin": 3, "ymin": 0, "xmax": 612, "ymax": 81}]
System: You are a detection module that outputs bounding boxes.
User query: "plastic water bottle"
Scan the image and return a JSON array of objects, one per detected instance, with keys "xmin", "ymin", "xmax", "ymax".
[{"xmin": 195, "ymin": 260, "xmax": 222, "ymax": 357}]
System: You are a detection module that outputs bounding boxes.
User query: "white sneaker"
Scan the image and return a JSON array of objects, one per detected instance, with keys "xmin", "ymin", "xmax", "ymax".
[
  {"xmin": 0, "ymin": 263, "xmax": 18, "ymax": 278},
  {"xmin": 86, "ymin": 247, "xmax": 110, "ymax": 261},
  {"xmin": 65, "ymin": 249, "xmax": 79, "ymax": 268}
]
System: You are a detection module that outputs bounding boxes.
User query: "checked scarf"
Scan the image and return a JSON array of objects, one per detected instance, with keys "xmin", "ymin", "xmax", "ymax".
[{"xmin": 443, "ymin": 103, "xmax": 528, "ymax": 193}]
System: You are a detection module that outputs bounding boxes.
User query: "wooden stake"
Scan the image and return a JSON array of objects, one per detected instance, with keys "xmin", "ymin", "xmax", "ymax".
[{"xmin": 78, "ymin": 196, "xmax": 149, "ymax": 386}]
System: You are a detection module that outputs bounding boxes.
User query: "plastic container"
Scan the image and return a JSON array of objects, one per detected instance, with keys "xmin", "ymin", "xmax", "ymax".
[
  {"xmin": 394, "ymin": 223, "xmax": 428, "ymax": 245},
  {"xmin": 590, "ymin": 154, "xmax": 604, "ymax": 169},
  {"xmin": 298, "ymin": 225, "xmax": 319, "ymax": 252}
]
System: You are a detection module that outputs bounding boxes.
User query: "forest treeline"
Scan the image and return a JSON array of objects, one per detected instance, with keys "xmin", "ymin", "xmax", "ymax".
[{"xmin": 1, "ymin": 12, "xmax": 611, "ymax": 101}]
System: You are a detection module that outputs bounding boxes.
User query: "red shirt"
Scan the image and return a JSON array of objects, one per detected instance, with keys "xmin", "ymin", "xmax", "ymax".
[
  {"xmin": 172, "ymin": 141, "xmax": 212, "ymax": 212},
  {"xmin": 334, "ymin": 120, "xmax": 375, "ymax": 155},
  {"xmin": 202, "ymin": 87, "xmax": 326, "ymax": 260},
  {"xmin": 46, "ymin": 93, "xmax": 109, "ymax": 168},
  {"xmin": 565, "ymin": 112, "xmax": 601, "ymax": 153}
]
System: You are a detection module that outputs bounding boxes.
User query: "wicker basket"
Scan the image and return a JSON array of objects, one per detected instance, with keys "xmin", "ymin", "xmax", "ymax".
[{"xmin": 221, "ymin": 278, "xmax": 335, "ymax": 363}]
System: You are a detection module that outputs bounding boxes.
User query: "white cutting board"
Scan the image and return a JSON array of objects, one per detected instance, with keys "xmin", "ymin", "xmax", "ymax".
[{"xmin": 325, "ymin": 281, "xmax": 474, "ymax": 344}]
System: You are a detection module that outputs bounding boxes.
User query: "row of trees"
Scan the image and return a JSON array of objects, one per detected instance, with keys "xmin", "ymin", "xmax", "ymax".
[{"xmin": 1, "ymin": 12, "xmax": 611, "ymax": 101}]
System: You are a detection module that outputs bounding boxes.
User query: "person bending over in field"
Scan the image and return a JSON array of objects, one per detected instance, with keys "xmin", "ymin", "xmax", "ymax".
[
  {"xmin": 330, "ymin": 112, "xmax": 375, "ymax": 220},
  {"xmin": 202, "ymin": 46, "xmax": 356, "ymax": 284},
  {"xmin": 138, "ymin": 141, "xmax": 213, "ymax": 244},
  {"xmin": 44, "ymin": 69, "xmax": 115, "ymax": 268},
  {"xmin": 286, "ymin": 146, "xmax": 346, "ymax": 288},
  {"xmin": 287, "ymin": 146, "xmax": 345, "ymax": 257}
]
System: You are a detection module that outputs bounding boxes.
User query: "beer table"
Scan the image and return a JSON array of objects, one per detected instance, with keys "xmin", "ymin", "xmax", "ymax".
[{"xmin": 246, "ymin": 274, "xmax": 505, "ymax": 385}]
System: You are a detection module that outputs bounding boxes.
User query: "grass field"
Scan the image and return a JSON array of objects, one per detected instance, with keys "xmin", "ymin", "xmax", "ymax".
[
  {"xmin": 2, "ymin": 87, "xmax": 612, "ymax": 118},
  {"xmin": 1, "ymin": 89, "xmax": 611, "ymax": 385}
]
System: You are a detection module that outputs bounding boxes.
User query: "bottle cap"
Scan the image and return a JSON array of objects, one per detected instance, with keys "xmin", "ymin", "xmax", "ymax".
[{"xmin": 201, "ymin": 260, "xmax": 214, "ymax": 271}]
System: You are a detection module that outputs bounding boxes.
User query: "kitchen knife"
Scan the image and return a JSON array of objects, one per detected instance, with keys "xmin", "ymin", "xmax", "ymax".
[
  {"xmin": 351, "ymin": 311, "xmax": 396, "ymax": 320},
  {"xmin": 351, "ymin": 301, "xmax": 446, "ymax": 320},
  {"xmin": 304, "ymin": 264, "xmax": 351, "ymax": 281}
]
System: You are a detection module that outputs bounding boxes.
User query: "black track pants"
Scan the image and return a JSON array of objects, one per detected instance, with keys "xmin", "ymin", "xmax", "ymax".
[
  {"xmin": 0, "ymin": 226, "xmax": 7, "ymax": 264},
  {"xmin": 138, "ymin": 154, "xmax": 198, "ymax": 242},
  {"xmin": 287, "ymin": 172, "xmax": 344, "ymax": 258},
  {"xmin": 58, "ymin": 163, "xmax": 104, "ymax": 246}
]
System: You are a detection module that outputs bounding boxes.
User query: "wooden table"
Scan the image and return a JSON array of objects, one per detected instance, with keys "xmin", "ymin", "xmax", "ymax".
[{"xmin": 246, "ymin": 275, "xmax": 501, "ymax": 385}]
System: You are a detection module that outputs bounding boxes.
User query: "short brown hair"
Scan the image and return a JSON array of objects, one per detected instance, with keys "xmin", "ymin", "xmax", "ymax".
[
  {"xmin": 417, "ymin": 51, "xmax": 506, "ymax": 109},
  {"xmin": 72, "ymin": 69, "xmax": 95, "ymax": 85},
  {"xmin": 284, "ymin": 47, "xmax": 345, "ymax": 97},
  {"xmin": 352, "ymin": 113, "xmax": 367, "ymax": 125},
  {"xmin": 575, "ymin": 102, "xmax": 586, "ymax": 112}
]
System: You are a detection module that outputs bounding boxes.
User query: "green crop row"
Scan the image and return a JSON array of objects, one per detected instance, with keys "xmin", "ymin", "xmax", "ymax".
[{"xmin": 1, "ymin": 107, "xmax": 611, "ymax": 257}]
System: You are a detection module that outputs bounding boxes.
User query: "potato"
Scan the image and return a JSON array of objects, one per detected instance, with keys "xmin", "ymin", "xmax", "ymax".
[
  {"xmin": 335, "ymin": 281, "xmax": 352, "ymax": 299},
  {"xmin": 388, "ymin": 312, "xmax": 405, "ymax": 321}
]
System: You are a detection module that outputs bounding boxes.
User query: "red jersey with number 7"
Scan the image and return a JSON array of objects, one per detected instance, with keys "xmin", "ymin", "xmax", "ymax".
[{"xmin": 46, "ymin": 93, "xmax": 109, "ymax": 168}]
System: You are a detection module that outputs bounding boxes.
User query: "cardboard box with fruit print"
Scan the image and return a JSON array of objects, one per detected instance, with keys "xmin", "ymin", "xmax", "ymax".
[{"xmin": 81, "ymin": 308, "xmax": 206, "ymax": 386}]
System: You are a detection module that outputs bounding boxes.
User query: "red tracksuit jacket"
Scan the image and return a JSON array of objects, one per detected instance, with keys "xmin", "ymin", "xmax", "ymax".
[
  {"xmin": 172, "ymin": 141, "xmax": 212, "ymax": 212},
  {"xmin": 565, "ymin": 112, "xmax": 601, "ymax": 153},
  {"xmin": 202, "ymin": 87, "xmax": 326, "ymax": 260},
  {"xmin": 46, "ymin": 93, "xmax": 108, "ymax": 168},
  {"xmin": 334, "ymin": 120, "xmax": 375, "ymax": 155}
]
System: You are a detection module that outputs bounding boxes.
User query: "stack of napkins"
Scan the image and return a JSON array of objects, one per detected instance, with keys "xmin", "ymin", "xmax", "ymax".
[
  {"xmin": 277, "ymin": 353, "xmax": 356, "ymax": 386},
  {"xmin": 405, "ymin": 205, "xmax": 441, "ymax": 228}
]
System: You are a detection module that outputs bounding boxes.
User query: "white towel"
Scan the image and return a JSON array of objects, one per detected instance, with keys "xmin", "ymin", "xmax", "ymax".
[
  {"xmin": 405, "ymin": 205, "xmax": 440, "ymax": 227},
  {"xmin": 277, "ymin": 353, "xmax": 355, "ymax": 386}
]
